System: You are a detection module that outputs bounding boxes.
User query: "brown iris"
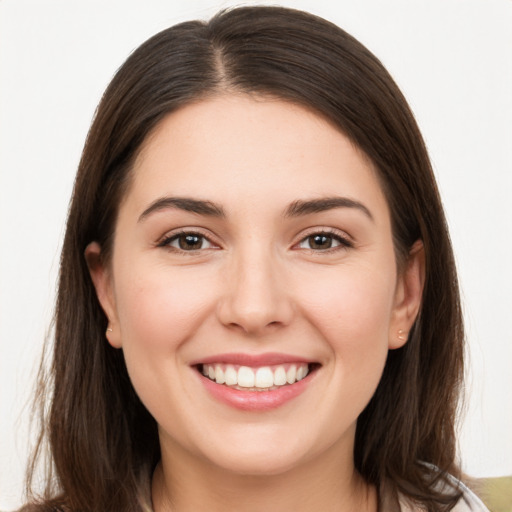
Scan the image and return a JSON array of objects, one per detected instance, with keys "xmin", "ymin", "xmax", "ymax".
[
  {"xmin": 307, "ymin": 234, "xmax": 334, "ymax": 250},
  {"xmin": 178, "ymin": 234, "xmax": 204, "ymax": 250}
]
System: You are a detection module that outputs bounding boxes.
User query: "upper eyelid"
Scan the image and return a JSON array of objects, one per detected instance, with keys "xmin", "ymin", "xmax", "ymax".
[
  {"xmin": 155, "ymin": 226, "xmax": 353, "ymax": 248},
  {"xmin": 157, "ymin": 228, "xmax": 219, "ymax": 247},
  {"xmin": 295, "ymin": 227, "xmax": 353, "ymax": 243}
]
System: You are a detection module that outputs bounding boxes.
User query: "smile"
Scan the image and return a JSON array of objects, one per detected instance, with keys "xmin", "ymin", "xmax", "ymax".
[
  {"xmin": 200, "ymin": 363, "xmax": 310, "ymax": 390},
  {"xmin": 193, "ymin": 353, "xmax": 319, "ymax": 411}
]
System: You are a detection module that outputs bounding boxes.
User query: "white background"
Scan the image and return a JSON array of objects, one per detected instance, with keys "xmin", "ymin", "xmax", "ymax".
[{"xmin": 1, "ymin": 0, "xmax": 511, "ymax": 509}]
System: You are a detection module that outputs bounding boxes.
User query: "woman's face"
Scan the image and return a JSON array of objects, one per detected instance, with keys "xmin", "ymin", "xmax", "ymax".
[{"xmin": 88, "ymin": 95, "xmax": 422, "ymax": 476}]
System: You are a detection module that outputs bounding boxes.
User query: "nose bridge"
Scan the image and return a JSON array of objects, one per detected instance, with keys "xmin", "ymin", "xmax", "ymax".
[{"xmin": 217, "ymin": 239, "xmax": 292, "ymax": 334}]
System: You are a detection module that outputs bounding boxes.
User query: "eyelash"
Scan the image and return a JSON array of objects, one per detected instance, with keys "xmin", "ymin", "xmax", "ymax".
[
  {"xmin": 157, "ymin": 230, "xmax": 218, "ymax": 253},
  {"xmin": 157, "ymin": 228, "xmax": 353, "ymax": 253},
  {"xmin": 295, "ymin": 229, "xmax": 353, "ymax": 253}
]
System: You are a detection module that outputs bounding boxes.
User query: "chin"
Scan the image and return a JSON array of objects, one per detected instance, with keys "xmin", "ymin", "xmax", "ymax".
[
  {"xmin": 194, "ymin": 426, "xmax": 325, "ymax": 478},
  {"xmin": 209, "ymin": 448, "xmax": 305, "ymax": 477}
]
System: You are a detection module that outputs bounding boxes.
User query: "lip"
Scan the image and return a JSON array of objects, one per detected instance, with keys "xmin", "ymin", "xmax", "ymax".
[
  {"xmin": 191, "ymin": 353, "xmax": 319, "ymax": 412},
  {"xmin": 190, "ymin": 352, "xmax": 313, "ymax": 367}
]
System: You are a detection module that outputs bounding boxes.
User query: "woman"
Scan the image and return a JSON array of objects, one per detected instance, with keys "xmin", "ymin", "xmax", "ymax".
[{"xmin": 22, "ymin": 6, "xmax": 489, "ymax": 512}]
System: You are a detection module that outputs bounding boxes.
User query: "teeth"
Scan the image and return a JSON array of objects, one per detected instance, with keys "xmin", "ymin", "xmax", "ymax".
[
  {"xmin": 286, "ymin": 365, "xmax": 296, "ymax": 384},
  {"xmin": 215, "ymin": 366, "xmax": 225, "ymax": 385},
  {"xmin": 255, "ymin": 367, "xmax": 274, "ymax": 388},
  {"xmin": 224, "ymin": 365, "xmax": 237, "ymax": 385},
  {"xmin": 273, "ymin": 366, "xmax": 287, "ymax": 386},
  {"xmin": 201, "ymin": 363, "xmax": 310, "ymax": 389},
  {"xmin": 238, "ymin": 366, "xmax": 255, "ymax": 388}
]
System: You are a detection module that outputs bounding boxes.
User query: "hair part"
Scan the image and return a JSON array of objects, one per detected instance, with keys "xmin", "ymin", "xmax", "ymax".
[{"xmin": 23, "ymin": 6, "xmax": 464, "ymax": 512}]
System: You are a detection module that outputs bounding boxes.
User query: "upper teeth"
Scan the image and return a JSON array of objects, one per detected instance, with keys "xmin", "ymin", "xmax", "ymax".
[{"xmin": 201, "ymin": 363, "xmax": 310, "ymax": 389}]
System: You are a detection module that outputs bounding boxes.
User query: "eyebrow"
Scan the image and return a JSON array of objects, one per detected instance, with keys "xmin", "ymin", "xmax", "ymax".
[
  {"xmin": 138, "ymin": 195, "xmax": 373, "ymax": 223},
  {"xmin": 284, "ymin": 196, "xmax": 374, "ymax": 221},
  {"xmin": 138, "ymin": 196, "xmax": 226, "ymax": 222}
]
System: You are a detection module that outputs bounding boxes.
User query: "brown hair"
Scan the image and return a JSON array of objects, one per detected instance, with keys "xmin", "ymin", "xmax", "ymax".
[{"xmin": 23, "ymin": 6, "xmax": 464, "ymax": 512}]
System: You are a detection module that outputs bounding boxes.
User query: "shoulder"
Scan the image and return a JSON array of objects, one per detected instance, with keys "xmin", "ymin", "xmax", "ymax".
[
  {"xmin": 393, "ymin": 474, "xmax": 490, "ymax": 512},
  {"xmin": 448, "ymin": 477, "xmax": 490, "ymax": 512}
]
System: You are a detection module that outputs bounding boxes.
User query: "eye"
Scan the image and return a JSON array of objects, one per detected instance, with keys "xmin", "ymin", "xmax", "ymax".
[
  {"xmin": 159, "ymin": 231, "xmax": 216, "ymax": 251},
  {"xmin": 297, "ymin": 232, "xmax": 352, "ymax": 251}
]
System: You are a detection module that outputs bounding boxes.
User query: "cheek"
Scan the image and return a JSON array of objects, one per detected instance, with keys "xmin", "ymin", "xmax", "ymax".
[
  {"xmin": 111, "ymin": 264, "xmax": 220, "ymax": 422},
  {"xmin": 296, "ymin": 262, "xmax": 396, "ymax": 372},
  {"xmin": 305, "ymin": 264, "xmax": 394, "ymax": 329},
  {"xmin": 112, "ymin": 262, "xmax": 220, "ymax": 377}
]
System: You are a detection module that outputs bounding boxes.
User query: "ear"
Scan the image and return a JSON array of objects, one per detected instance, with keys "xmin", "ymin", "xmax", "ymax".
[
  {"xmin": 388, "ymin": 240, "xmax": 425, "ymax": 349},
  {"xmin": 84, "ymin": 242, "xmax": 122, "ymax": 348}
]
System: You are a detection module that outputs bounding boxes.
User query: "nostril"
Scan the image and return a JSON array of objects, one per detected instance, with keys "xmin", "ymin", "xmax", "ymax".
[{"xmin": 215, "ymin": 277, "xmax": 294, "ymax": 334}]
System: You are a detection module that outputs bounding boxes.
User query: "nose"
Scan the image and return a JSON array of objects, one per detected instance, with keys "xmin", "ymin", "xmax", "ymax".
[{"xmin": 216, "ymin": 247, "xmax": 294, "ymax": 336}]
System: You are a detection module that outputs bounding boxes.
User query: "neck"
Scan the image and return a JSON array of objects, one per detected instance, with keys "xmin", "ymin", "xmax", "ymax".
[{"xmin": 151, "ymin": 438, "xmax": 377, "ymax": 512}]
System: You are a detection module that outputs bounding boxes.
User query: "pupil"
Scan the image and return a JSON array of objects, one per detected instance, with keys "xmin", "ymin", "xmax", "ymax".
[
  {"xmin": 310, "ymin": 234, "xmax": 332, "ymax": 249},
  {"xmin": 179, "ymin": 234, "xmax": 202, "ymax": 250}
]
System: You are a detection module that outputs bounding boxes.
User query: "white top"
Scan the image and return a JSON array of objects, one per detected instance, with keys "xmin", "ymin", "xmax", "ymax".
[{"xmin": 394, "ymin": 475, "xmax": 490, "ymax": 511}]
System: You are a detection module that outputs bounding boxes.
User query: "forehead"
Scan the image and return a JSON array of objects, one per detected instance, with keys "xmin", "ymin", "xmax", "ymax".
[{"xmin": 127, "ymin": 94, "xmax": 388, "ymax": 216}]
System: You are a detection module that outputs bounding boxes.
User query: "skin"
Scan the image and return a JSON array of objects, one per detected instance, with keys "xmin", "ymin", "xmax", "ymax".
[{"xmin": 87, "ymin": 95, "xmax": 424, "ymax": 512}]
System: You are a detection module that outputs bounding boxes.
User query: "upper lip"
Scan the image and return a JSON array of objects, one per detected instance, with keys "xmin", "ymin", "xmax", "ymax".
[{"xmin": 190, "ymin": 352, "xmax": 316, "ymax": 367}]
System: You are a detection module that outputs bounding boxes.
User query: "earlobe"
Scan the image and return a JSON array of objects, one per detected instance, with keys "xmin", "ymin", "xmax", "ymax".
[
  {"xmin": 389, "ymin": 240, "xmax": 425, "ymax": 349},
  {"xmin": 84, "ymin": 242, "xmax": 122, "ymax": 348}
]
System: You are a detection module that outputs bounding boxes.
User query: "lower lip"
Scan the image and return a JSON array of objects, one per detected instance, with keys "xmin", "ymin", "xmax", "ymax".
[{"xmin": 197, "ymin": 370, "xmax": 315, "ymax": 411}]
